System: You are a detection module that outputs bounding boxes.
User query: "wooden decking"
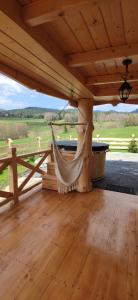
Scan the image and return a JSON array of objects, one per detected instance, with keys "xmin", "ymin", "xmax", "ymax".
[{"xmin": 0, "ymin": 188, "xmax": 138, "ymax": 300}]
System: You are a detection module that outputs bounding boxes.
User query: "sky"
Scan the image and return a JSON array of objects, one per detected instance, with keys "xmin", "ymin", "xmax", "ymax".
[{"xmin": 0, "ymin": 74, "xmax": 138, "ymax": 112}]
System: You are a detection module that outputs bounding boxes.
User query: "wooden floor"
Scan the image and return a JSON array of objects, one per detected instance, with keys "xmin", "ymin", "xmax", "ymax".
[{"xmin": 0, "ymin": 188, "xmax": 138, "ymax": 300}]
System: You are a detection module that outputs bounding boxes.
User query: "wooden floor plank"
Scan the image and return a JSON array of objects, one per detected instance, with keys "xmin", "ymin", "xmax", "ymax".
[{"xmin": 0, "ymin": 189, "xmax": 138, "ymax": 300}]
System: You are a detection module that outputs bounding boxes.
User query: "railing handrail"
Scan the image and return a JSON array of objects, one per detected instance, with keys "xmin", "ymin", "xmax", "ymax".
[
  {"xmin": 0, "ymin": 149, "xmax": 51, "ymax": 162},
  {"xmin": 17, "ymin": 149, "xmax": 51, "ymax": 159},
  {"xmin": 93, "ymin": 137, "xmax": 138, "ymax": 141},
  {"xmin": 0, "ymin": 157, "xmax": 12, "ymax": 163}
]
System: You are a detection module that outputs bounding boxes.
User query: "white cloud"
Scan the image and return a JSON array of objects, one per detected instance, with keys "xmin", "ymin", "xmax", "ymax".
[
  {"xmin": 0, "ymin": 97, "xmax": 25, "ymax": 109},
  {"xmin": 0, "ymin": 74, "xmax": 25, "ymax": 95},
  {"xmin": 0, "ymin": 74, "xmax": 29, "ymax": 109},
  {"xmin": 29, "ymin": 92, "xmax": 37, "ymax": 98},
  {"xmin": 59, "ymin": 102, "xmax": 74, "ymax": 110}
]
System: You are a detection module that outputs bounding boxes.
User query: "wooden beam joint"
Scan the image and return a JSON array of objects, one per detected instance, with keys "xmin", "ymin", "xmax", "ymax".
[
  {"xmin": 86, "ymin": 72, "xmax": 138, "ymax": 86},
  {"xmin": 68, "ymin": 44, "xmax": 138, "ymax": 67},
  {"xmin": 22, "ymin": 0, "xmax": 89, "ymax": 26}
]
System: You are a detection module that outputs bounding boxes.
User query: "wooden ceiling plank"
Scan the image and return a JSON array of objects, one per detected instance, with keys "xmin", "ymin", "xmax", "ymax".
[
  {"xmin": 0, "ymin": 62, "xmax": 69, "ymax": 100},
  {"xmin": 94, "ymin": 83, "xmax": 138, "ymax": 97},
  {"xmin": 103, "ymin": 60, "xmax": 117, "ymax": 75},
  {"xmin": 0, "ymin": 42, "xmax": 73, "ymax": 99},
  {"xmin": 64, "ymin": 10, "xmax": 96, "ymax": 51},
  {"xmin": 115, "ymin": 57, "xmax": 138, "ymax": 74},
  {"xmin": 94, "ymin": 98, "xmax": 138, "ymax": 105},
  {"xmin": 93, "ymin": 62, "xmax": 107, "ymax": 76},
  {"xmin": 86, "ymin": 72, "xmax": 138, "ymax": 85},
  {"xmin": 79, "ymin": 65, "xmax": 98, "ymax": 77},
  {"xmin": 121, "ymin": 0, "xmax": 138, "ymax": 44},
  {"xmin": 0, "ymin": 53, "xmax": 70, "ymax": 100},
  {"xmin": 45, "ymin": 18, "xmax": 82, "ymax": 54},
  {"xmin": 22, "ymin": 0, "xmax": 89, "ymax": 26},
  {"xmin": 0, "ymin": 2, "xmax": 93, "ymax": 99},
  {"xmin": 68, "ymin": 43, "xmax": 138, "ymax": 67},
  {"xmin": 80, "ymin": 3, "xmax": 109, "ymax": 49},
  {"xmin": 0, "ymin": 31, "xmax": 83, "ymax": 98},
  {"xmin": 0, "ymin": 51, "xmax": 58, "ymax": 95},
  {"xmin": 0, "ymin": 51, "xmax": 54, "ymax": 89},
  {"xmin": 18, "ymin": 0, "xmax": 31, "ymax": 5},
  {"xmin": 99, "ymin": 0, "xmax": 126, "ymax": 46}
]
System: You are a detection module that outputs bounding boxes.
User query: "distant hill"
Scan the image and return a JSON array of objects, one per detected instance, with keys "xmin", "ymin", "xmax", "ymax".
[
  {"xmin": 7, "ymin": 107, "xmax": 59, "ymax": 114},
  {"xmin": 132, "ymin": 108, "xmax": 138, "ymax": 113},
  {"xmin": 0, "ymin": 107, "xmax": 60, "ymax": 118},
  {"xmin": 94, "ymin": 109, "xmax": 116, "ymax": 113}
]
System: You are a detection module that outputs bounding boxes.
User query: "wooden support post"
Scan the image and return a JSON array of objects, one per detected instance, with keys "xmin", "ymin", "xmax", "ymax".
[
  {"xmin": 37, "ymin": 136, "xmax": 42, "ymax": 151},
  {"xmin": 7, "ymin": 138, "xmax": 13, "ymax": 149},
  {"xmin": 8, "ymin": 147, "xmax": 19, "ymax": 204},
  {"xmin": 77, "ymin": 99, "xmax": 93, "ymax": 192}
]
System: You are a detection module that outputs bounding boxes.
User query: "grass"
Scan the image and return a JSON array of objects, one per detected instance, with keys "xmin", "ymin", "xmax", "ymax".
[
  {"xmin": 0, "ymin": 123, "xmax": 137, "ymax": 149},
  {"xmin": 0, "ymin": 165, "xmax": 28, "ymax": 189},
  {"xmin": 93, "ymin": 126, "xmax": 138, "ymax": 138},
  {"xmin": 0, "ymin": 118, "xmax": 45, "ymax": 124}
]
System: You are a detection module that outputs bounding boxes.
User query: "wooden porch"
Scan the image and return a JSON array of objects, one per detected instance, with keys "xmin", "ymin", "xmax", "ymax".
[
  {"xmin": 0, "ymin": 187, "xmax": 138, "ymax": 300},
  {"xmin": 0, "ymin": 1, "xmax": 138, "ymax": 298}
]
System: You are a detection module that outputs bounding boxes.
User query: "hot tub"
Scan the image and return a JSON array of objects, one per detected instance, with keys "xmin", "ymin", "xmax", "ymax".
[{"xmin": 55, "ymin": 140, "xmax": 109, "ymax": 181}]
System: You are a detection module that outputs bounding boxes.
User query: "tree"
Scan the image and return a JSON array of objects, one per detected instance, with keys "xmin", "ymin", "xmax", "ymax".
[
  {"xmin": 128, "ymin": 138, "xmax": 138, "ymax": 153},
  {"xmin": 63, "ymin": 123, "xmax": 68, "ymax": 133}
]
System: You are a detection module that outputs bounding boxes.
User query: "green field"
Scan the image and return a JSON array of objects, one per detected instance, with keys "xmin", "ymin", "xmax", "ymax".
[
  {"xmin": 0, "ymin": 121, "xmax": 137, "ymax": 151},
  {"xmin": 0, "ymin": 118, "xmax": 137, "ymax": 148},
  {"xmin": 93, "ymin": 126, "xmax": 138, "ymax": 138},
  {"xmin": 0, "ymin": 165, "xmax": 27, "ymax": 189}
]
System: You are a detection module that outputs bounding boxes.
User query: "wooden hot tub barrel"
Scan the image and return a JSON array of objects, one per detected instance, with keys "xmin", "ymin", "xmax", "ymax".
[{"xmin": 55, "ymin": 140, "xmax": 109, "ymax": 181}]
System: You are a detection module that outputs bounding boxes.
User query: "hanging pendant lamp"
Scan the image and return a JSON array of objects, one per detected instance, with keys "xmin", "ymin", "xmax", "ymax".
[{"xmin": 119, "ymin": 58, "xmax": 132, "ymax": 102}]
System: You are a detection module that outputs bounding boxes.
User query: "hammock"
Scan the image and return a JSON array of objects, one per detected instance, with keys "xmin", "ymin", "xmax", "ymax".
[{"xmin": 50, "ymin": 122, "xmax": 88, "ymax": 193}]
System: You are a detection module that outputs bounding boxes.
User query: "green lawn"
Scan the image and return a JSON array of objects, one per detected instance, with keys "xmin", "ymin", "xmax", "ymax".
[
  {"xmin": 0, "ymin": 124, "xmax": 137, "ymax": 148},
  {"xmin": 0, "ymin": 118, "xmax": 45, "ymax": 124},
  {"xmin": 93, "ymin": 126, "xmax": 138, "ymax": 138},
  {"xmin": 60, "ymin": 126, "xmax": 138, "ymax": 139},
  {"xmin": 0, "ymin": 165, "xmax": 28, "ymax": 189}
]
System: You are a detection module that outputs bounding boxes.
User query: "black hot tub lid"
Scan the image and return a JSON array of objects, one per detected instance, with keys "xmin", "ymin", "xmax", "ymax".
[{"xmin": 55, "ymin": 140, "xmax": 109, "ymax": 151}]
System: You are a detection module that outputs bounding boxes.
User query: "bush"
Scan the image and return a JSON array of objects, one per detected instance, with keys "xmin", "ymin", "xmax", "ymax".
[
  {"xmin": 0, "ymin": 123, "xmax": 28, "ymax": 140},
  {"xmin": 124, "ymin": 114, "xmax": 138, "ymax": 127},
  {"xmin": 27, "ymin": 156, "xmax": 35, "ymax": 163},
  {"xmin": 64, "ymin": 111, "xmax": 78, "ymax": 123},
  {"xmin": 63, "ymin": 124, "xmax": 68, "ymax": 133},
  {"xmin": 128, "ymin": 139, "xmax": 138, "ymax": 153}
]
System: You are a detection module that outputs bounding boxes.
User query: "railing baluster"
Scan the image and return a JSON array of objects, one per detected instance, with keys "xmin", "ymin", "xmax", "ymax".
[{"xmin": 8, "ymin": 147, "xmax": 19, "ymax": 204}]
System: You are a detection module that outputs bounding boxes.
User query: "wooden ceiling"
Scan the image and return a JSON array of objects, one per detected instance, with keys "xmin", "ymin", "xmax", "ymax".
[{"xmin": 0, "ymin": 0, "xmax": 138, "ymax": 106}]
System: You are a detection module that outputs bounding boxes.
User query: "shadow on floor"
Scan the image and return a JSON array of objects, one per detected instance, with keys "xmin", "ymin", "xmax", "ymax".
[{"xmin": 93, "ymin": 160, "xmax": 138, "ymax": 195}]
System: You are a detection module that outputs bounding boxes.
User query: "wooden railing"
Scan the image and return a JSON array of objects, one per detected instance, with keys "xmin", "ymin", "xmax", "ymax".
[
  {"xmin": 0, "ymin": 139, "xmax": 48, "ymax": 158},
  {"xmin": 0, "ymin": 147, "xmax": 51, "ymax": 207},
  {"xmin": 93, "ymin": 137, "xmax": 138, "ymax": 151}
]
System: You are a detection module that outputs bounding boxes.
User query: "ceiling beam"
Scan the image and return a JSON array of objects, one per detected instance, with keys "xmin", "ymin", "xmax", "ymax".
[
  {"xmin": 94, "ymin": 99, "xmax": 138, "ymax": 106},
  {"xmin": 18, "ymin": 0, "xmax": 30, "ymax": 5},
  {"xmin": 94, "ymin": 84, "xmax": 138, "ymax": 97},
  {"xmin": 93, "ymin": 100, "xmax": 117, "ymax": 106},
  {"xmin": 0, "ymin": 62, "xmax": 69, "ymax": 100},
  {"xmin": 68, "ymin": 43, "xmax": 138, "ymax": 67},
  {"xmin": 22, "ymin": 0, "xmax": 89, "ymax": 26},
  {"xmin": 86, "ymin": 72, "xmax": 138, "ymax": 86}
]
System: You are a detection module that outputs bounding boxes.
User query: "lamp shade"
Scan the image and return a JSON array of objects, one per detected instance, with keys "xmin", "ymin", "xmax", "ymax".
[{"xmin": 119, "ymin": 80, "xmax": 132, "ymax": 102}]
